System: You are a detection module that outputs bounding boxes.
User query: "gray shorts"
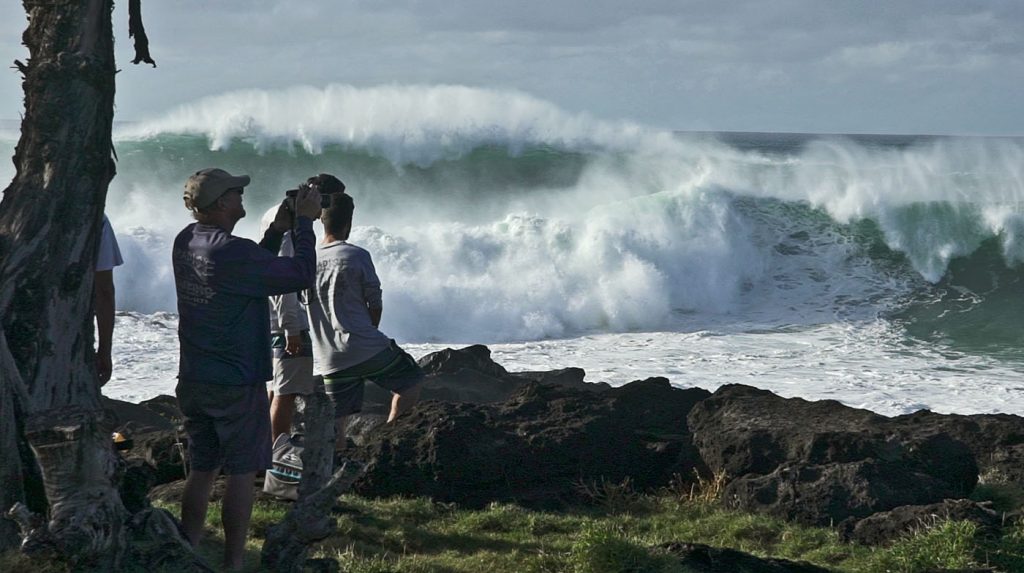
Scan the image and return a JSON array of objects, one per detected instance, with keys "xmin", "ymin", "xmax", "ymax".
[
  {"xmin": 176, "ymin": 381, "xmax": 271, "ymax": 475},
  {"xmin": 271, "ymin": 355, "xmax": 314, "ymax": 395},
  {"xmin": 270, "ymin": 331, "xmax": 315, "ymax": 395}
]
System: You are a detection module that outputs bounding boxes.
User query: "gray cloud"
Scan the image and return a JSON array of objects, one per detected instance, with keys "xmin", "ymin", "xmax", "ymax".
[{"xmin": 1, "ymin": 0, "xmax": 1022, "ymax": 134}]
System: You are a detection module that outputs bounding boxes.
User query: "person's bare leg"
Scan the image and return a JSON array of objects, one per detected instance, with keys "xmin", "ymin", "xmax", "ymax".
[
  {"xmin": 388, "ymin": 384, "xmax": 422, "ymax": 423},
  {"xmin": 221, "ymin": 471, "xmax": 256, "ymax": 571},
  {"xmin": 180, "ymin": 469, "xmax": 217, "ymax": 547},
  {"xmin": 270, "ymin": 393, "xmax": 297, "ymax": 440}
]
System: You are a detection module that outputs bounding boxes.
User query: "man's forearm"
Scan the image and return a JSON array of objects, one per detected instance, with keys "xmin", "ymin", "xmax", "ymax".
[
  {"xmin": 259, "ymin": 225, "xmax": 285, "ymax": 254},
  {"xmin": 369, "ymin": 306, "xmax": 382, "ymax": 328}
]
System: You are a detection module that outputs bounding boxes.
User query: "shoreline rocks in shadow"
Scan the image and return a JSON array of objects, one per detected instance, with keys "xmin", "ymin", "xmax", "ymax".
[
  {"xmin": 352, "ymin": 378, "xmax": 709, "ymax": 508},
  {"xmin": 103, "ymin": 344, "xmax": 1024, "ymax": 550},
  {"xmin": 687, "ymin": 384, "xmax": 979, "ymax": 526}
]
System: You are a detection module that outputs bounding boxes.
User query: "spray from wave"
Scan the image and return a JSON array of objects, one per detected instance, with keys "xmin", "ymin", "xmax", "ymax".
[{"xmin": 4, "ymin": 84, "xmax": 1022, "ymax": 351}]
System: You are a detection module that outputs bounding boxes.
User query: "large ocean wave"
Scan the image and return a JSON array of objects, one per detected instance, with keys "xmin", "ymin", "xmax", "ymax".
[{"xmin": 3, "ymin": 84, "xmax": 1022, "ymax": 350}]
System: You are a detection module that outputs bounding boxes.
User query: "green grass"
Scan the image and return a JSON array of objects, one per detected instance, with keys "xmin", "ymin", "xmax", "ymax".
[
  {"xmin": 4, "ymin": 489, "xmax": 1024, "ymax": 572},
  {"xmin": 157, "ymin": 491, "xmax": 1024, "ymax": 572}
]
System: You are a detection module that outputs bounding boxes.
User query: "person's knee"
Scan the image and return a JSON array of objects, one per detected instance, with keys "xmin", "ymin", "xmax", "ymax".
[{"xmin": 224, "ymin": 471, "xmax": 256, "ymax": 485}]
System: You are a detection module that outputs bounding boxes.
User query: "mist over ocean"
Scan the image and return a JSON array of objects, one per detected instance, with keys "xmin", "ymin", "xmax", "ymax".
[{"xmin": 2, "ymin": 85, "xmax": 1022, "ymax": 415}]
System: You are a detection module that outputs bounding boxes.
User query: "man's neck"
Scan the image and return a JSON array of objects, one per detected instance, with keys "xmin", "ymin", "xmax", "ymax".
[
  {"xmin": 322, "ymin": 225, "xmax": 351, "ymax": 245},
  {"xmin": 197, "ymin": 213, "xmax": 236, "ymax": 233}
]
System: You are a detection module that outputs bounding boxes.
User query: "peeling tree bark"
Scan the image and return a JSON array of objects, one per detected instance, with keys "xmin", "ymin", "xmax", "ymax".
[
  {"xmin": 1, "ymin": 3, "xmax": 116, "ymax": 399},
  {"xmin": 0, "ymin": 1, "xmax": 206, "ymax": 567},
  {"xmin": 0, "ymin": 0, "xmax": 123, "ymax": 563},
  {"xmin": 0, "ymin": 335, "xmax": 29, "ymax": 552}
]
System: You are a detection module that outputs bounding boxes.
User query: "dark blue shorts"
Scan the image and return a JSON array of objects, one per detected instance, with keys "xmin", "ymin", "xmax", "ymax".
[
  {"xmin": 323, "ymin": 341, "xmax": 424, "ymax": 417},
  {"xmin": 176, "ymin": 382, "xmax": 271, "ymax": 475}
]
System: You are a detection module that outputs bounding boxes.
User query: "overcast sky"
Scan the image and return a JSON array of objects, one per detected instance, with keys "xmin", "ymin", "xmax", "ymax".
[{"xmin": 1, "ymin": 1, "xmax": 1022, "ymax": 135}]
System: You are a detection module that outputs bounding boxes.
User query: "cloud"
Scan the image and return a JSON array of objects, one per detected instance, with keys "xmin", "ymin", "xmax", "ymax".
[{"xmin": 1, "ymin": 0, "xmax": 1023, "ymax": 134}]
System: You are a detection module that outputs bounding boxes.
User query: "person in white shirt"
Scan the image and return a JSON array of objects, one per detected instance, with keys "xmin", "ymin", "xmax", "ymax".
[
  {"xmin": 259, "ymin": 206, "xmax": 316, "ymax": 440},
  {"xmin": 95, "ymin": 214, "xmax": 123, "ymax": 385}
]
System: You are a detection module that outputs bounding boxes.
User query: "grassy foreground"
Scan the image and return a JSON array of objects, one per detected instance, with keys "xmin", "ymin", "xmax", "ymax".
[{"xmin": 4, "ymin": 480, "xmax": 1024, "ymax": 572}]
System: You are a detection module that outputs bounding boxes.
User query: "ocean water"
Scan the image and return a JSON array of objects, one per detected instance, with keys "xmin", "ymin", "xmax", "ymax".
[{"xmin": 2, "ymin": 85, "xmax": 1022, "ymax": 416}]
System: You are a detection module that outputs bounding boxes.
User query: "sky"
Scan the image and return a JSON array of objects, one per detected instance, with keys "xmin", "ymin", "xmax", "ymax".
[{"xmin": 1, "ymin": 0, "xmax": 1022, "ymax": 135}]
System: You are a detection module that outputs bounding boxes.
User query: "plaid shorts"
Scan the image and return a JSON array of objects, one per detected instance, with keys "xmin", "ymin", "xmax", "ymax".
[{"xmin": 323, "ymin": 340, "xmax": 424, "ymax": 417}]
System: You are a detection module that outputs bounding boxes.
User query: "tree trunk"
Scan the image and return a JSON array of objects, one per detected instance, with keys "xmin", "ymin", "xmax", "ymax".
[
  {"xmin": 0, "ymin": 0, "xmax": 126, "ymax": 562},
  {"xmin": 261, "ymin": 463, "xmax": 366, "ymax": 573},
  {"xmin": 296, "ymin": 392, "xmax": 337, "ymax": 498},
  {"xmin": 0, "ymin": 335, "xmax": 28, "ymax": 551},
  {"xmin": 262, "ymin": 392, "xmax": 365, "ymax": 572}
]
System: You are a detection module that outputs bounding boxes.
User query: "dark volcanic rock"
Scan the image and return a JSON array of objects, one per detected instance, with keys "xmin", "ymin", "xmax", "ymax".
[
  {"xmin": 689, "ymin": 385, "xmax": 978, "ymax": 491},
  {"xmin": 137, "ymin": 394, "xmax": 184, "ymax": 424},
  {"xmin": 689, "ymin": 384, "xmax": 979, "ymax": 526},
  {"xmin": 421, "ymin": 368, "xmax": 514, "ymax": 403},
  {"xmin": 102, "ymin": 396, "xmax": 175, "ymax": 434},
  {"xmin": 512, "ymin": 367, "xmax": 609, "ymax": 392},
  {"xmin": 119, "ymin": 458, "xmax": 158, "ymax": 514},
  {"xmin": 344, "ymin": 413, "xmax": 388, "ymax": 447},
  {"xmin": 353, "ymin": 379, "xmax": 709, "ymax": 507},
  {"xmin": 892, "ymin": 410, "xmax": 1024, "ymax": 482},
  {"xmin": 125, "ymin": 430, "xmax": 188, "ymax": 485},
  {"xmin": 689, "ymin": 385, "xmax": 884, "ymax": 477},
  {"xmin": 103, "ymin": 395, "xmax": 188, "ymax": 493},
  {"xmin": 839, "ymin": 499, "xmax": 1005, "ymax": 546},
  {"xmin": 361, "ymin": 345, "xmax": 608, "ymax": 413},
  {"xmin": 724, "ymin": 460, "xmax": 964, "ymax": 526},
  {"xmin": 659, "ymin": 541, "xmax": 833, "ymax": 572},
  {"xmin": 417, "ymin": 344, "xmax": 510, "ymax": 378}
]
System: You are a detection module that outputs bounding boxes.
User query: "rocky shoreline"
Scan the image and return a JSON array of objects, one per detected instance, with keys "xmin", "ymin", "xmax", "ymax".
[{"xmin": 102, "ymin": 344, "xmax": 1024, "ymax": 569}]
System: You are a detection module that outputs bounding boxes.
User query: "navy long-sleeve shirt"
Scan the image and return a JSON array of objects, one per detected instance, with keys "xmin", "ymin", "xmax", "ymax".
[{"xmin": 172, "ymin": 217, "xmax": 316, "ymax": 386}]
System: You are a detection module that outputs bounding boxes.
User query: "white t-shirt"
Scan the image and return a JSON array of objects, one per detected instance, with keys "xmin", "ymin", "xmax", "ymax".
[
  {"xmin": 96, "ymin": 215, "xmax": 124, "ymax": 272},
  {"xmin": 259, "ymin": 206, "xmax": 310, "ymax": 335}
]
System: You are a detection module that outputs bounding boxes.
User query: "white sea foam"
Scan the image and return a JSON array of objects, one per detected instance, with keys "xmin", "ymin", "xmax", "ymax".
[
  {"xmin": 110, "ymin": 84, "xmax": 1024, "ymax": 279},
  {"xmin": 83, "ymin": 85, "xmax": 1022, "ymax": 346},
  {"xmin": 4, "ymin": 85, "xmax": 1023, "ymax": 414},
  {"xmin": 104, "ymin": 310, "xmax": 1024, "ymax": 417}
]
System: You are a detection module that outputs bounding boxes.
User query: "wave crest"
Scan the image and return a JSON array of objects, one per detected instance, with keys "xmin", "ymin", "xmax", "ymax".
[{"xmin": 115, "ymin": 84, "xmax": 668, "ymax": 166}]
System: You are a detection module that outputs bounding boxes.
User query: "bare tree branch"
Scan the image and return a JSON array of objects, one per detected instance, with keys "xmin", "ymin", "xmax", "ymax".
[{"xmin": 128, "ymin": 0, "xmax": 156, "ymax": 67}]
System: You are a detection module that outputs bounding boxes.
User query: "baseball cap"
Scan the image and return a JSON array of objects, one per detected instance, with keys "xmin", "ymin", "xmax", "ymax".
[{"xmin": 183, "ymin": 168, "xmax": 251, "ymax": 210}]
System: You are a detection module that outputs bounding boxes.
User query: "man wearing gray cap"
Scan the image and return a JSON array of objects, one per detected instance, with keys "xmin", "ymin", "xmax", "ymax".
[{"xmin": 172, "ymin": 167, "xmax": 321, "ymax": 570}]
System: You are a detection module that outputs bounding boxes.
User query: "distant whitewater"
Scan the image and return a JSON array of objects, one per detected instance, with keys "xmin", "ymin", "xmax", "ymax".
[{"xmin": 2, "ymin": 84, "xmax": 1022, "ymax": 415}]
